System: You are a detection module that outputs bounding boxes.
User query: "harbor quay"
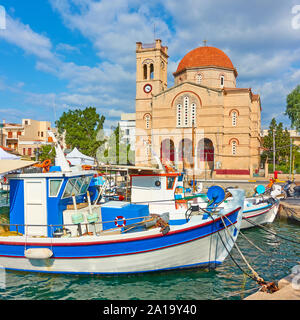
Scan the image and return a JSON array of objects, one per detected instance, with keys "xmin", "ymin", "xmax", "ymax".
[{"xmin": 244, "ymin": 263, "xmax": 300, "ymax": 300}]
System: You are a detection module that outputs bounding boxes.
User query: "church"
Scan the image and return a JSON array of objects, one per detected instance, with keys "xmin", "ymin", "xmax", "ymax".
[{"xmin": 135, "ymin": 39, "xmax": 261, "ymax": 178}]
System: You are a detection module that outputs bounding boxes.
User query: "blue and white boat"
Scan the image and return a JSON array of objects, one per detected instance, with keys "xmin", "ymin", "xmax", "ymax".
[
  {"xmin": 0, "ymin": 132, "xmax": 245, "ymax": 275},
  {"xmin": 130, "ymin": 169, "xmax": 279, "ymax": 230}
]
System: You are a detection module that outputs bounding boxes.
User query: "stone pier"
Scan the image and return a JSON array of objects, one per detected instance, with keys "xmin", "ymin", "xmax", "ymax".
[{"xmin": 244, "ymin": 264, "xmax": 300, "ymax": 300}]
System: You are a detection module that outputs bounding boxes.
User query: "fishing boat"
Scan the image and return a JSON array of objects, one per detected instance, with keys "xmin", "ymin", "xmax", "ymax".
[
  {"xmin": 129, "ymin": 168, "xmax": 280, "ymax": 230},
  {"xmin": 0, "ymin": 132, "xmax": 245, "ymax": 275}
]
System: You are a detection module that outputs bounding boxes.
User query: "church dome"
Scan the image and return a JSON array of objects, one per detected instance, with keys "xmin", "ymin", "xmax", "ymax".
[{"xmin": 174, "ymin": 46, "xmax": 237, "ymax": 76}]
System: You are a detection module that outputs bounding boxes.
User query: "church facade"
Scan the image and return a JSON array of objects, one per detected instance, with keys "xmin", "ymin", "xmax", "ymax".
[{"xmin": 135, "ymin": 39, "xmax": 261, "ymax": 178}]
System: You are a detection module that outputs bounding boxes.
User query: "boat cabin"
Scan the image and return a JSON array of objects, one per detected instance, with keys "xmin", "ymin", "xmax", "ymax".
[{"xmin": 8, "ymin": 171, "xmax": 95, "ymax": 237}]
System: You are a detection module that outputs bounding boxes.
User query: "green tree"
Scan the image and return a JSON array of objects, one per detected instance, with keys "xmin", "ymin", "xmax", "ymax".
[
  {"xmin": 261, "ymin": 118, "xmax": 291, "ymax": 167},
  {"xmin": 286, "ymin": 85, "xmax": 300, "ymax": 131},
  {"xmin": 38, "ymin": 145, "xmax": 56, "ymax": 163},
  {"xmin": 55, "ymin": 107, "xmax": 105, "ymax": 157},
  {"xmin": 99, "ymin": 124, "xmax": 134, "ymax": 165}
]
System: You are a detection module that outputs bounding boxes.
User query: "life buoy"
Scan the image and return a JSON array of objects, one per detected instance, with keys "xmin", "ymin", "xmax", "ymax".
[
  {"xmin": 42, "ymin": 159, "xmax": 51, "ymax": 167},
  {"xmin": 34, "ymin": 159, "xmax": 51, "ymax": 172},
  {"xmin": 114, "ymin": 216, "xmax": 126, "ymax": 228}
]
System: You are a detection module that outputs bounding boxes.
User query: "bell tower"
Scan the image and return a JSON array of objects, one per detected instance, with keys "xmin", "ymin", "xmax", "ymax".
[
  {"xmin": 135, "ymin": 39, "xmax": 168, "ymax": 99},
  {"xmin": 135, "ymin": 39, "xmax": 168, "ymax": 165}
]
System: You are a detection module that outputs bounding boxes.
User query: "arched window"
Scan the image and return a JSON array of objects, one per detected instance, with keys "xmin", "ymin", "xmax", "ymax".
[
  {"xmin": 150, "ymin": 64, "xmax": 154, "ymax": 79},
  {"xmin": 176, "ymin": 96, "xmax": 197, "ymax": 128},
  {"xmin": 144, "ymin": 114, "xmax": 151, "ymax": 129},
  {"xmin": 177, "ymin": 104, "xmax": 182, "ymax": 127},
  {"xmin": 196, "ymin": 74, "xmax": 202, "ymax": 84},
  {"xmin": 220, "ymin": 75, "xmax": 224, "ymax": 87},
  {"xmin": 231, "ymin": 140, "xmax": 237, "ymax": 155},
  {"xmin": 184, "ymin": 96, "xmax": 189, "ymax": 127},
  {"xmin": 232, "ymin": 111, "xmax": 237, "ymax": 126},
  {"xmin": 191, "ymin": 103, "xmax": 196, "ymax": 126},
  {"xmin": 143, "ymin": 64, "xmax": 147, "ymax": 80}
]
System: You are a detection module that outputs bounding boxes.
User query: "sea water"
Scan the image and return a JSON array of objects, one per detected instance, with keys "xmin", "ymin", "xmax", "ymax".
[{"xmin": 0, "ymin": 194, "xmax": 299, "ymax": 300}]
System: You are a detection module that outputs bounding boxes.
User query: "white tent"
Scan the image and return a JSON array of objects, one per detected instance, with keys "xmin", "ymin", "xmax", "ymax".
[
  {"xmin": 0, "ymin": 148, "xmax": 20, "ymax": 160},
  {"xmin": 65, "ymin": 147, "xmax": 95, "ymax": 166}
]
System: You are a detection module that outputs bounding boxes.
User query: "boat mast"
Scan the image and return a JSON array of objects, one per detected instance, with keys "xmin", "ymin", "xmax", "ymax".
[{"xmin": 47, "ymin": 131, "xmax": 71, "ymax": 172}]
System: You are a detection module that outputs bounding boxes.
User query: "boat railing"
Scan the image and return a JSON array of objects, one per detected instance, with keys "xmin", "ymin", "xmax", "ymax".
[{"xmin": 0, "ymin": 215, "xmax": 155, "ymax": 238}]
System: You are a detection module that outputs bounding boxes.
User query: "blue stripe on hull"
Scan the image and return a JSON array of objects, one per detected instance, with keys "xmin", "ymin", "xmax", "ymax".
[{"xmin": 0, "ymin": 209, "xmax": 239, "ymax": 259}]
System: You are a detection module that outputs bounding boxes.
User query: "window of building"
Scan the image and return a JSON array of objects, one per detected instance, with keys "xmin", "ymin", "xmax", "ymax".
[
  {"xmin": 8, "ymin": 132, "xmax": 12, "ymax": 138},
  {"xmin": 145, "ymin": 114, "xmax": 151, "ymax": 129},
  {"xmin": 220, "ymin": 75, "xmax": 225, "ymax": 87},
  {"xmin": 231, "ymin": 140, "xmax": 237, "ymax": 155},
  {"xmin": 177, "ymin": 104, "xmax": 182, "ymax": 127},
  {"xmin": 28, "ymin": 148, "xmax": 32, "ymax": 156},
  {"xmin": 232, "ymin": 111, "xmax": 237, "ymax": 126},
  {"xmin": 196, "ymin": 74, "xmax": 202, "ymax": 84},
  {"xmin": 184, "ymin": 96, "xmax": 189, "ymax": 127},
  {"xmin": 41, "ymin": 131, "xmax": 44, "ymax": 137},
  {"xmin": 150, "ymin": 64, "xmax": 154, "ymax": 79},
  {"xmin": 176, "ymin": 96, "xmax": 197, "ymax": 128},
  {"xmin": 125, "ymin": 129, "xmax": 130, "ymax": 135},
  {"xmin": 24, "ymin": 120, "xmax": 28, "ymax": 125},
  {"xmin": 191, "ymin": 103, "xmax": 196, "ymax": 126},
  {"xmin": 143, "ymin": 64, "xmax": 147, "ymax": 80}
]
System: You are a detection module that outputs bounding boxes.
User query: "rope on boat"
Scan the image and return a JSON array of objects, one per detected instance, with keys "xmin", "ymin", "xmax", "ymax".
[
  {"xmin": 219, "ymin": 216, "xmax": 266, "ymax": 285},
  {"xmin": 207, "ymin": 210, "xmax": 279, "ymax": 293},
  {"xmin": 243, "ymin": 217, "xmax": 300, "ymax": 245},
  {"xmin": 221, "ymin": 214, "xmax": 265, "ymax": 253}
]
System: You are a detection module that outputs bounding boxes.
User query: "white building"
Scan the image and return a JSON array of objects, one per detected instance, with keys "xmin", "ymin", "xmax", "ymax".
[{"xmin": 119, "ymin": 113, "xmax": 136, "ymax": 150}]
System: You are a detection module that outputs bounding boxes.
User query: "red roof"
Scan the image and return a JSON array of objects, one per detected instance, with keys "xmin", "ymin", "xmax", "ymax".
[{"xmin": 174, "ymin": 46, "xmax": 237, "ymax": 76}]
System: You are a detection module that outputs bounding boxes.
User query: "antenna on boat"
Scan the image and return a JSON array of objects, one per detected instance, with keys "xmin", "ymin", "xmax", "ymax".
[{"xmin": 47, "ymin": 131, "xmax": 71, "ymax": 172}]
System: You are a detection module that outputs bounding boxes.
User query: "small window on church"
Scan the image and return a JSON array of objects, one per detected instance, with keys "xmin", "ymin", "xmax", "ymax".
[
  {"xmin": 184, "ymin": 96, "xmax": 189, "ymax": 127},
  {"xmin": 145, "ymin": 114, "xmax": 151, "ymax": 129},
  {"xmin": 143, "ymin": 64, "xmax": 147, "ymax": 80},
  {"xmin": 177, "ymin": 104, "xmax": 182, "ymax": 127},
  {"xmin": 196, "ymin": 74, "xmax": 202, "ymax": 84},
  {"xmin": 191, "ymin": 103, "xmax": 196, "ymax": 126},
  {"xmin": 150, "ymin": 64, "xmax": 154, "ymax": 79},
  {"xmin": 220, "ymin": 75, "xmax": 224, "ymax": 87},
  {"xmin": 232, "ymin": 111, "xmax": 237, "ymax": 126},
  {"xmin": 232, "ymin": 140, "xmax": 237, "ymax": 155}
]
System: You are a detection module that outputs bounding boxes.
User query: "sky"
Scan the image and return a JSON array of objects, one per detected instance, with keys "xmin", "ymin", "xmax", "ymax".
[{"xmin": 0, "ymin": 0, "xmax": 300, "ymax": 130}]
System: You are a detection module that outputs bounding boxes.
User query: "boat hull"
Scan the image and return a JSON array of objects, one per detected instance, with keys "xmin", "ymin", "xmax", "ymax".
[
  {"xmin": 240, "ymin": 200, "xmax": 279, "ymax": 229},
  {"xmin": 0, "ymin": 208, "xmax": 242, "ymax": 275}
]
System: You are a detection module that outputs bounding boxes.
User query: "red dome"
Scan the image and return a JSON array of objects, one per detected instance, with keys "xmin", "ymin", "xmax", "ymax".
[{"xmin": 174, "ymin": 46, "xmax": 237, "ymax": 75}]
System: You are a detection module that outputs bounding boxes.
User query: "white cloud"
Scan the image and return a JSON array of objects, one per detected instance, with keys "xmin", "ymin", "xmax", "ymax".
[{"xmin": 0, "ymin": 14, "xmax": 55, "ymax": 61}]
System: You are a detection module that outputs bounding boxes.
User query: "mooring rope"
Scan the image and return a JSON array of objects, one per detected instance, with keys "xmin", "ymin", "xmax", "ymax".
[
  {"xmin": 221, "ymin": 214, "xmax": 265, "ymax": 253},
  {"xmin": 243, "ymin": 217, "xmax": 300, "ymax": 245},
  {"xmin": 219, "ymin": 216, "xmax": 265, "ymax": 284}
]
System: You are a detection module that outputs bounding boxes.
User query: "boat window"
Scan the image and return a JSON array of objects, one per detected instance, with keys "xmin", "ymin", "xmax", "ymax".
[
  {"xmin": 74, "ymin": 177, "xmax": 83, "ymax": 194},
  {"xmin": 80, "ymin": 176, "xmax": 92, "ymax": 194},
  {"xmin": 166, "ymin": 176, "xmax": 176, "ymax": 190},
  {"xmin": 62, "ymin": 178, "xmax": 77, "ymax": 198},
  {"xmin": 49, "ymin": 179, "xmax": 63, "ymax": 197}
]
